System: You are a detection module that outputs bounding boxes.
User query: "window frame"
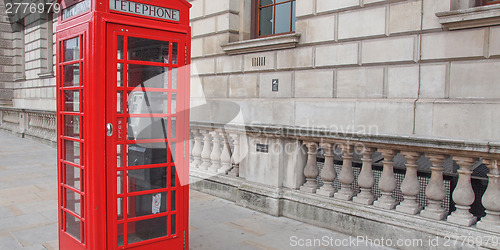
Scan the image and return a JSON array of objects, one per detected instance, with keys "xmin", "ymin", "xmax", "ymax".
[
  {"xmin": 251, "ymin": 0, "xmax": 296, "ymax": 39},
  {"xmin": 483, "ymin": 0, "xmax": 500, "ymax": 5}
]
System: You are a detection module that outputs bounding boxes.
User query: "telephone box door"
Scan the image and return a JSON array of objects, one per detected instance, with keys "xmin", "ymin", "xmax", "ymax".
[{"xmin": 105, "ymin": 23, "xmax": 189, "ymax": 249}]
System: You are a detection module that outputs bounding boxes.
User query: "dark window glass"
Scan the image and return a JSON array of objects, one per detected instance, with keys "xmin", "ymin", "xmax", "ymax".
[{"xmin": 257, "ymin": 0, "xmax": 296, "ymax": 37}]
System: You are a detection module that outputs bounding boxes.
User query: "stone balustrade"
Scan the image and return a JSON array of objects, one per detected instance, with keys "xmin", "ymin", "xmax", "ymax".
[
  {"xmin": 0, "ymin": 107, "xmax": 56, "ymax": 145},
  {"xmin": 189, "ymin": 122, "xmax": 500, "ymax": 240}
]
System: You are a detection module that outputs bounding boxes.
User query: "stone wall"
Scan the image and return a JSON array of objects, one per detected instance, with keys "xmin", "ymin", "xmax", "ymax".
[
  {"xmin": 189, "ymin": 0, "xmax": 500, "ymax": 142},
  {"xmin": 0, "ymin": 2, "xmax": 15, "ymax": 106}
]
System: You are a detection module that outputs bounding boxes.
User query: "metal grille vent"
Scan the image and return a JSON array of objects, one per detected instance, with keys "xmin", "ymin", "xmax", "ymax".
[{"xmin": 252, "ymin": 57, "xmax": 266, "ymax": 67}]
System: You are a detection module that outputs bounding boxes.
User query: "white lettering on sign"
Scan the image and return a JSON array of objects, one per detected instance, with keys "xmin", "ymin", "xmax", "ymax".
[{"xmin": 110, "ymin": 0, "xmax": 180, "ymax": 22}]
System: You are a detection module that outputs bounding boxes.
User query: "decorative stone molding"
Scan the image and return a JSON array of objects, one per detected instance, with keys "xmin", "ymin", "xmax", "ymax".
[
  {"xmin": 221, "ymin": 33, "xmax": 301, "ymax": 55},
  {"xmin": 436, "ymin": 4, "xmax": 500, "ymax": 30}
]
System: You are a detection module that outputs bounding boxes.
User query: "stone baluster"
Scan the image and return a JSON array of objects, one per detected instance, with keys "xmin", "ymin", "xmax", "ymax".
[
  {"xmin": 209, "ymin": 131, "xmax": 222, "ymax": 173},
  {"xmin": 476, "ymin": 159, "xmax": 500, "ymax": 233},
  {"xmin": 200, "ymin": 130, "xmax": 212, "ymax": 170},
  {"xmin": 189, "ymin": 132, "xmax": 194, "ymax": 164},
  {"xmin": 317, "ymin": 143, "xmax": 336, "ymax": 197},
  {"xmin": 191, "ymin": 130, "xmax": 203, "ymax": 168},
  {"xmin": 420, "ymin": 154, "xmax": 448, "ymax": 220},
  {"xmin": 334, "ymin": 144, "xmax": 355, "ymax": 200},
  {"xmin": 374, "ymin": 149, "xmax": 398, "ymax": 209},
  {"xmin": 353, "ymin": 147, "xmax": 376, "ymax": 205},
  {"xmin": 396, "ymin": 151, "xmax": 422, "ymax": 214},
  {"xmin": 228, "ymin": 133, "xmax": 241, "ymax": 177},
  {"xmin": 447, "ymin": 156, "xmax": 477, "ymax": 226},
  {"xmin": 300, "ymin": 142, "xmax": 319, "ymax": 193},
  {"xmin": 218, "ymin": 132, "xmax": 232, "ymax": 174}
]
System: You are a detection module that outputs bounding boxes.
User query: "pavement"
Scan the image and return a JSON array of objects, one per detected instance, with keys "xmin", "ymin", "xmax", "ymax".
[{"xmin": 0, "ymin": 131, "xmax": 393, "ymax": 250}]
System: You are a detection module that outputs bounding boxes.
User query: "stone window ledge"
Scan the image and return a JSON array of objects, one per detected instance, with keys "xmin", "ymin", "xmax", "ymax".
[
  {"xmin": 221, "ymin": 33, "xmax": 301, "ymax": 55},
  {"xmin": 436, "ymin": 4, "xmax": 500, "ymax": 30}
]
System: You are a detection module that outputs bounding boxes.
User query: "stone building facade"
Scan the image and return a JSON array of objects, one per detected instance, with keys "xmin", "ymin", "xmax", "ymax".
[{"xmin": 0, "ymin": 0, "xmax": 500, "ymax": 248}]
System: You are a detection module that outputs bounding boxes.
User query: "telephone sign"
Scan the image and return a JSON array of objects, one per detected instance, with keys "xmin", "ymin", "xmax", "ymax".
[{"xmin": 56, "ymin": 0, "xmax": 191, "ymax": 249}]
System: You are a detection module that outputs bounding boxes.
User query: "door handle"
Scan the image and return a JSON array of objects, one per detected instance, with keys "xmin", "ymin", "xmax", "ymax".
[{"xmin": 106, "ymin": 123, "xmax": 113, "ymax": 136}]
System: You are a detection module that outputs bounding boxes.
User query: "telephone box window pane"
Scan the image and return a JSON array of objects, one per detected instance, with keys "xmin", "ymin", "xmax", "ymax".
[
  {"xmin": 171, "ymin": 68, "xmax": 177, "ymax": 89},
  {"xmin": 127, "ymin": 216, "xmax": 167, "ymax": 244},
  {"xmin": 65, "ymin": 212, "xmax": 81, "ymax": 241},
  {"xmin": 170, "ymin": 117, "xmax": 176, "ymax": 139},
  {"xmin": 65, "ymin": 140, "xmax": 81, "ymax": 165},
  {"xmin": 64, "ymin": 116, "xmax": 80, "ymax": 139},
  {"xmin": 63, "ymin": 90, "xmax": 80, "ymax": 112},
  {"xmin": 127, "ymin": 117, "xmax": 168, "ymax": 140},
  {"xmin": 63, "ymin": 64, "xmax": 80, "ymax": 87},
  {"xmin": 127, "ymin": 192, "xmax": 167, "ymax": 219},
  {"xmin": 65, "ymin": 189, "xmax": 81, "ymax": 216},
  {"xmin": 128, "ymin": 65, "xmax": 169, "ymax": 89},
  {"xmin": 170, "ymin": 142, "xmax": 176, "ymax": 163},
  {"xmin": 172, "ymin": 43, "xmax": 178, "ymax": 65},
  {"xmin": 117, "ymin": 91, "xmax": 123, "ymax": 113},
  {"xmin": 128, "ymin": 37, "xmax": 169, "ymax": 63},
  {"xmin": 171, "ymin": 214, "xmax": 176, "ymax": 235},
  {"xmin": 117, "ymin": 224, "xmax": 124, "ymax": 246},
  {"xmin": 117, "ymin": 36, "xmax": 124, "ymax": 60},
  {"xmin": 117, "ymin": 145, "xmax": 123, "ymax": 167},
  {"xmin": 64, "ymin": 37, "xmax": 80, "ymax": 62},
  {"xmin": 117, "ymin": 171, "xmax": 124, "ymax": 194},
  {"xmin": 127, "ymin": 143, "xmax": 168, "ymax": 167},
  {"xmin": 127, "ymin": 167, "xmax": 167, "ymax": 193},
  {"xmin": 117, "ymin": 63, "xmax": 124, "ymax": 87},
  {"xmin": 275, "ymin": 2, "xmax": 292, "ymax": 34},
  {"xmin": 65, "ymin": 165, "xmax": 81, "ymax": 191},
  {"xmin": 127, "ymin": 91, "xmax": 168, "ymax": 114},
  {"xmin": 170, "ymin": 166, "xmax": 176, "ymax": 187},
  {"xmin": 170, "ymin": 191, "xmax": 176, "ymax": 211},
  {"xmin": 117, "ymin": 198, "xmax": 124, "ymax": 219},
  {"xmin": 259, "ymin": 6, "xmax": 273, "ymax": 36},
  {"xmin": 171, "ymin": 93, "xmax": 177, "ymax": 114}
]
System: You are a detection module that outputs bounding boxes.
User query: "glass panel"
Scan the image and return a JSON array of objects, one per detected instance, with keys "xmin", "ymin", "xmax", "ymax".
[
  {"xmin": 127, "ymin": 167, "xmax": 167, "ymax": 193},
  {"xmin": 117, "ymin": 63, "xmax": 124, "ymax": 87},
  {"xmin": 128, "ymin": 65, "xmax": 169, "ymax": 89},
  {"xmin": 275, "ymin": 2, "xmax": 292, "ymax": 34},
  {"xmin": 259, "ymin": 6, "xmax": 273, "ymax": 36},
  {"xmin": 172, "ymin": 43, "xmax": 178, "ymax": 65},
  {"xmin": 127, "ymin": 117, "xmax": 168, "ymax": 140},
  {"xmin": 117, "ymin": 91, "xmax": 123, "ymax": 114},
  {"xmin": 64, "ymin": 140, "xmax": 81, "ymax": 165},
  {"xmin": 127, "ymin": 143, "xmax": 168, "ymax": 167},
  {"xmin": 65, "ymin": 165, "xmax": 81, "ymax": 191},
  {"xmin": 260, "ymin": 0, "xmax": 273, "ymax": 6},
  {"xmin": 117, "ymin": 224, "xmax": 124, "ymax": 246},
  {"xmin": 64, "ymin": 116, "xmax": 80, "ymax": 139},
  {"xmin": 117, "ymin": 36, "xmax": 124, "ymax": 60},
  {"xmin": 171, "ymin": 93, "xmax": 177, "ymax": 114},
  {"xmin": 171, "ymin": 214, "xmax": 176, "ymax": 235},
  {"xmin": 65, "ymin": 188, "xmax": 81, "ymax": 216},
  {"xmin": 170, "ymin": 142, "xmax": 176, "ymax": 163},
  {"xmin": 170, "ymin": 191, "xmax": 176, "ymax": 211},
  {"xmin": 63, "ymin": 90, "xmax": 80, "ymax": 112},
  {"xmin": 128, "ymin": 37, "xmax": 169, "ymax": 63},
  {"xmin": 65, "ymin": 212, "xmax": 81, "ymax": 241},
  {"xmin": 127, "ymin": 192, "xmax": 167, "ymax": 218},
  {"xmin": 292, "ymin": 1, "xmax": 296, "ymax": 32},
  {"xmin": 117, "ymin": 145, "xmax": 123, "ymax": 167},
  {"xmin": 171, "ymin": 166, "xmax": 176, "ymax": 187},
  {"xmin": 63, "ymin": 64, "xmax": 80, "ymax": 87},
  {"xmin": 171, "ymin": 68, "xmax": 177, "ymax": 89},
  {"xmin": 128, "ymin": 91, "xmax": 169, "ymax": 114},
  {"xmin": 170, "ymin": 117, "xmax": 176, "ymax": 139},
  {"xmin": 117, "ymin": 198, "xmax": 124, "ymax": 219},
  {"xmin": 117, "ymin": 171, "xmax": 124, "ymax": 194},
  {"xmin": 127, "ymin": 216, "xmax": 167, "ymax": 244},
  {"xmin": 64, "ymin": 37, "xmax": 80, "ymax": 62}
]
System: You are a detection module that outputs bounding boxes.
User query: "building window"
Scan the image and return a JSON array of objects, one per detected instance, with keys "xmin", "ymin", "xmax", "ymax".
[
  {"xmin": 253, "ymin": 0, "xmax": 296, "ymax": 38},
  {"xmin": 483, "ymin": 0, "xmax": 500, "ymax": 5}
]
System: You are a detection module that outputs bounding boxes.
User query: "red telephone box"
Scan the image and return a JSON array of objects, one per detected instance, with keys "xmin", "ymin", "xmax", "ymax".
[{"xmin": 55, "ymin": 0, "xmax": 191, "ymax": 249}]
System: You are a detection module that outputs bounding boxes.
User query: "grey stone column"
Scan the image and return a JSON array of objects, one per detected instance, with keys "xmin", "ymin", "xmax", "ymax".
[
  {"xmin": 447, "ymin": 156, "xmax": 477, "ymax": 226},
  {"xmin": 317, "ymin": 143, "xmax": 336, "ymax": 197},
  {"xmin": 192, "ymin": 130, "xmax": 203, "ymax": 168},
  {"xmin": 396, "ymin": 151, "xmax": 422, "ymax": 215},
  {"xmin": 476, "ymin": 159, "xmax": 500, "ymax": 233},
  {"xmin": 300, "ymin": 142, "xmax": 319, "ymax": 193},
  {"xmin": 209, "ymin": 131, "xmax": 222, "ymax": 173},
  {"xmin": 218, "ymin": 132, "xmax": 232, "ymax": 174},
  {"xmin": 200, "ymin": 130, "xmax": 212, "ymax": 170},
  {"xmin": 228, "ymin": 133, "xmax": 241, "ymax": 177},
  {"xmin": 374, "ymin": 149, "xmax": 399, "ymax": 209},
  {"xmin": 421, "ymin": 154, "xmax": 448, "ymax": 220},
  {"xmin": 334, "ymin": 144, "xmax": 355, "ymax": 200},
  {"xmin": 353, "ymin": 147, "xmax": 376, "ymax": 205}
]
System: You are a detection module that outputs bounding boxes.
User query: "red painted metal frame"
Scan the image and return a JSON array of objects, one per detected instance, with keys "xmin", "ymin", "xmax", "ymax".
[{"xmin": 56, "ymin": 0, "xmax": 191, "ymax": 249}]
